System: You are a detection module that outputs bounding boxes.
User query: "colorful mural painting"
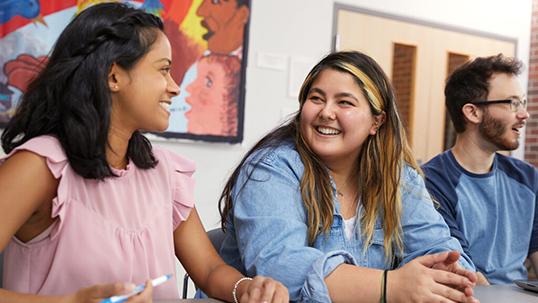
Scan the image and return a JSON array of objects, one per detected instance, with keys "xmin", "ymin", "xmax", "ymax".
[{"xmin": 0, "ymin": 0, "xmax": 250, "ymax": 143}]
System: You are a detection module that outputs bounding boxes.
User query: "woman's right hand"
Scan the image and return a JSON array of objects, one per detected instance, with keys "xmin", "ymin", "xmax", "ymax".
[
  {"xmin": 238, "ymin": 276, "xmax": 289, "ymax": 303},
  {"xmin": 64, "ymin": 280, "xmax": 154, "ymax": 303},
  {"xmin": 387, "ymin": 252, "xmax": 479, "ymax": 303}
]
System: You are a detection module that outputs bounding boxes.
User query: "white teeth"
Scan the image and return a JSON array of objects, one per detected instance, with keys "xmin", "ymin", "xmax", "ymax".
[
  {"xmin": 317, "ymin": 127, "xmax": 341, "ymax": 135},
  {"xmin": 159, "ymin": 102, "xmax": 170, "ymax": 110}
]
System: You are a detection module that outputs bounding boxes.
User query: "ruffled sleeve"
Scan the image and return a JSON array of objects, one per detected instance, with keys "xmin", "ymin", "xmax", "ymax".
[
  {"xmin": 0, "ymin": 135, "xmax": 69, "ymax": 239},
  {"xmin": 157, "ymin": 147, "xmax": 196, "ymax": 229}
]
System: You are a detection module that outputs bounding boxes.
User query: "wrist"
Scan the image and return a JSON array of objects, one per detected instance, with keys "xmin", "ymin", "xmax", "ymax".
[
  {"xmin": 383, "ymin": 270, "xmax": 388, "ymax": 303},
  {"xmin": 59, "ymin": 293, "xmax": 76, "ymax": 303},
  {"xmin": 386, "ymin": 268, "xmax": 397, "ymax": 303},
  {"xmin": 233, "ymin": 277, "xmax": 252, "ymax": 303}
]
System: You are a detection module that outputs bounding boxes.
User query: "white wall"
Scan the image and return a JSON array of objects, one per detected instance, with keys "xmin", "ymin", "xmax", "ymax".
[{"xmin": 0, "ymin": 0, "xmax": 532, "ymax": 297}]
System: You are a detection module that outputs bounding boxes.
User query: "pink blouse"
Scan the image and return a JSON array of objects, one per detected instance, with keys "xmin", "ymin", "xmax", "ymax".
[{"xmin": 0, "ymin": 136, "xmax": 195, "ymax": 299}]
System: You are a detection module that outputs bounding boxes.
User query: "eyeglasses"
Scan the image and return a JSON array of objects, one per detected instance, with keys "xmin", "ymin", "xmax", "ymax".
[{"xmin": 470, "ymin": 98, "xmax": 527, "ymax": 112}]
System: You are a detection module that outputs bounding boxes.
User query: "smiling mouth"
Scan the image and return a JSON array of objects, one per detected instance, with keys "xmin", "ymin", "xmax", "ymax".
[
  {"xmin": 317, "ymin": 126, "xmax": 341, "ymax": 135},
  {"xmin": 159, "ymin": 102, "xmax": 170, "ymax": 111},
  {"xmin": 512, "ymin": 124, "xmax": 525, "ymax": 134},
  {"xmin": 512, "ymin": 128, "xmax": 522, "ymax": 135}
]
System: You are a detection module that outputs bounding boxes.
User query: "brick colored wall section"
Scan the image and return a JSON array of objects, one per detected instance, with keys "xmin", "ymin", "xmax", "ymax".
[
  {"xmin": 447, "ymin": 53, "xmax": 469, "ymax": 76},
  {"xmin": 444, "ymin": 53, "xmax": 469, "ymax": 150},
  {"xmin": 526, "ymin": 0, "xmax": 538, "ymax": 167},
  {"xmin": 392, "ymin": 44, "xmax": 416, "ymax": 140},
  {"xmin": 526, "ymin": 0, "xmax": 538, "ymax": 280}
]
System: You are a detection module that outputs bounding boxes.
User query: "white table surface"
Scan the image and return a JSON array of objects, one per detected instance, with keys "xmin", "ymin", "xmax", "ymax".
[
  {"xmin": 155, "ymin": 284, "xmax": 538, "ymax": 302},
  {"xmin": 473, "ymin": 283, "xmax": 538, "ymax": 302},
  {"xmin": 155, "ymin": 299, "xmax": 224, "ymax": 303}
]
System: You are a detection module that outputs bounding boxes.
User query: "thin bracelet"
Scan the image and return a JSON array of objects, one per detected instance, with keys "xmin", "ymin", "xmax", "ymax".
[
  {"xmin": 233, "ymin": 277, "xmax": 253, "ymax": 303},
  {"xmin": 380, "ymin": 270, "xmax": 386, "ymax": 303},
  {"xmin": 383, "ymin": 270, "xmax": 388, "ymax": 303}
]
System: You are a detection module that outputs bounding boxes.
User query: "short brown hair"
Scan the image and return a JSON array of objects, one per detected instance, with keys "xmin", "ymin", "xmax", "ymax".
[{"xmin": 445, "ymin": 53, "xmax": 523, "ymax": 133}]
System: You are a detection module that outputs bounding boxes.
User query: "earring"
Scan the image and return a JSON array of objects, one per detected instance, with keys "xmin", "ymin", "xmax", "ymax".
[
  {"xmin": 375, "ymin": 121, "xmax": 379, "ymax": 125},
  {"xmin": 114, "ymin": 86, "xmax": 118, "ymax": 89}
]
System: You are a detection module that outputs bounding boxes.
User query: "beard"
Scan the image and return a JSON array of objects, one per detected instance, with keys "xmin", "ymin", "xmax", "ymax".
[{"xmin": 478, "ymin": 109, "xmax": 520, "ymax": 151}]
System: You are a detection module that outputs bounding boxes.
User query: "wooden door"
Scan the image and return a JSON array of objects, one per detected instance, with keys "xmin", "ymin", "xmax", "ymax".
[{"xmin": 335, "ymin": 5, "xmax": 516, "ymax": 164}]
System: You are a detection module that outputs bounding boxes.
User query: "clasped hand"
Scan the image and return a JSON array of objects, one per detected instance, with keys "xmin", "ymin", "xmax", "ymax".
[{"xmin": 387, "ymin": 251, "xmax": 480, "ymax": 303}]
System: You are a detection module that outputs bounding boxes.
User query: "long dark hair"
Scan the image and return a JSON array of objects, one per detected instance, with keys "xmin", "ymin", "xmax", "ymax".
[
  {"xmin": 220, "ymin": 51, "xmax": 421, "ymax": 261},
  {"xmin": 1, "ymin": 2, "xmax": 164, "ymax": 180}
]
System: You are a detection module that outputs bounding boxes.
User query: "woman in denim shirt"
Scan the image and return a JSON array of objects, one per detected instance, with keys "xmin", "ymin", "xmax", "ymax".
[{"xmin": 218, "ymin": 51, "xmax": 479, "ymax": 303}]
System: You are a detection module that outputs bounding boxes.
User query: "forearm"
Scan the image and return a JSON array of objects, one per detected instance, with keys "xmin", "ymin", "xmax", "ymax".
[
  {"xmin": 197, "ymin": 262, "xmax": 248, "ymax": 303},
  {"xmin": 475, "ymin": 271, "xmax": 490, "ymax": 285},
  {"xmin": 0, "ymin": 288, "xmax": 69, "ymax": 303},
  {"xmin": 529, "ymin": 251, "xmax": 538, "ymax": 278},
  {"xmin": 325, "ymin": 264, "xmax": 384, "ymax": 303}
]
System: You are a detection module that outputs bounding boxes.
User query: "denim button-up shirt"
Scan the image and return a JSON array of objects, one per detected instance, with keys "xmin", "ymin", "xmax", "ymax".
[{"xmin": 219, "ymin": 141, "xmax": 475, "ymax": 302}]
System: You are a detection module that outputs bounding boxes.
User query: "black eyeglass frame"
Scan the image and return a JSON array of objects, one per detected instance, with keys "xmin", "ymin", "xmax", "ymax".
[{"xmin": 469, "ymin": 98, "xmax": 527, "ymax": 112}]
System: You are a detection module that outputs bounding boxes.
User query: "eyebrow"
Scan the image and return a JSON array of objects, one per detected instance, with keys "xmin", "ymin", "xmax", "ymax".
[
  {"xmin": 155, "ymin": 58, "xmax": 172, "ymax": 65},
  {"xmin": 500, "ymin": 94, "xmax": 526, "ymax": 100},
  {"xmin": 309, "ymin": 87, "xmax": 325, "ymax": 96},
  {"xmin": 309, "ymin": 87, "xmax": 359, "ymax": 102},
  {"xmin": 335, "ymin": 92, "xmax": 359, "ymax": 102}
]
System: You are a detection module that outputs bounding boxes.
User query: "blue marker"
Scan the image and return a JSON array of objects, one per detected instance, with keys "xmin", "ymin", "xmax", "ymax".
[{"xmin": 99, "ymin": 274, "xmax": 173, "ymax": 303}]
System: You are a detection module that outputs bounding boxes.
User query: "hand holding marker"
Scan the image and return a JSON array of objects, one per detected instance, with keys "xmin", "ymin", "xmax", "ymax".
[{"xmin": 99, "ymin": 274, "xmax": 173, "ymax": 303}]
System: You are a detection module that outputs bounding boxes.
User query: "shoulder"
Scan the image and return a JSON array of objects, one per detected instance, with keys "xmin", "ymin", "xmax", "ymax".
[
  {"xmin": 1, "ymin": 136, "xmax": 67, "ymax": 177},
  {"xmin": 0, "ymin": 137, "xmax": 62, "ymax": 198},
  {"xmin": 401, "ymin": 164, "xmax": 428, "ymax": 191},
  {"xmin": 496, "ymin": 152, "xmax": 536, "ymax": 174},
  {"xmin": 402, "ymin": 163, "xmax": 421, "ymax": 183},
  {"xmin": 151, "ymin": 145, "xmax": 196, "ymax": 178},
  {"xmin": 421, "ymin": 150, "xmax": 452, "ymax": 176},
  {"xmin": 495, "ymin": 153, "xmax": 538, "ymax": 189},
  {"xmin": 420, "ymin": 150, "xmax": 463, "ymax": 186},
  {"xmin": 150, "ymin": 146, "xmax": 196, "ymax": 227},
  {"xmin": 243, "ymin": 139, "xmax": 304, "ymax": 179},
  {"xmin": 6, "ymin": 135, "xmax": 66, "ymax": 161},
  {"xmin": 250, "ymin": 140, "xmax": 300, "ymax": 166}
]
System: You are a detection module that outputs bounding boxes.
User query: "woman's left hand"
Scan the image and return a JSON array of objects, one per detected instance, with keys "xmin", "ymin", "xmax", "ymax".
[
  {"xmin": 239, "ymin": 276, "xmax": 289, "ymax": 303},
  {"xmin": 431, "ymin": 250, "xmax": 478, "ymax": 297},
  {"xmin": 388, "ymin": 251, "xmax": 479, "ymax": 303}
]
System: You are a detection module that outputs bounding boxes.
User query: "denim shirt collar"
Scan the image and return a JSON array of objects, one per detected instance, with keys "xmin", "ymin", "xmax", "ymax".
[{"xmin": 326, "ymin": 168, "xmax": 342, "ymax": 215}]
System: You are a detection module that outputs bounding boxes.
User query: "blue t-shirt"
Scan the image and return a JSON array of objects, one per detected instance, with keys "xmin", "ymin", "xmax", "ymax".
[{"xmin": 421, "ymin": 150, "xmax": 538, "ymax": 284}]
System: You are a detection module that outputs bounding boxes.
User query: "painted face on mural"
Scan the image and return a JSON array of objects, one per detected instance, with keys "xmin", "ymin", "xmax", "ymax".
[
  {"xmin": 185, "ymin": 55, "xmax": 239, "ymax": 136},
  {"xmin": 196, "ymin": 0, "xmax": 249, "ymax": 54}
]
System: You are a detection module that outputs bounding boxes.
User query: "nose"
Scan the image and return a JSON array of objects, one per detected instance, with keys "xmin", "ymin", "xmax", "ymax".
[
  {"xmin": 319, "ymin": 103, "xmax": 336, "ymax": 121},
  {"xmin": 517, "ymin": 106, "xmax": 530, "ymax": 120},
  {"xmin": 197, "ymin": 0, "xmax": 208, "ymax": 17},
  {"xmin": 168, "ymin": 76, "xmax": 180, "ymax": 97}
]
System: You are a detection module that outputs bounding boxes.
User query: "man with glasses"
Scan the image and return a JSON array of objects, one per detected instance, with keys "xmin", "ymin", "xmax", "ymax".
[{"xmin": 421, "ymin": 54, "xmax": 538, "ymax": 285}]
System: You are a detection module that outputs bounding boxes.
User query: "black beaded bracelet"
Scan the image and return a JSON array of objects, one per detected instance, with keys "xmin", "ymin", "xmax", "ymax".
[{"xmin": 383, "ymin": 269, "xmax": 388, "ymax": 303}]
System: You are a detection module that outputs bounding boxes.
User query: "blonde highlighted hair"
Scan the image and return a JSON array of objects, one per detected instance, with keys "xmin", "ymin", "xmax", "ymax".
[{"xmin": 220, "ymin": 51, "xmax": 422, "ymax": 263}]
